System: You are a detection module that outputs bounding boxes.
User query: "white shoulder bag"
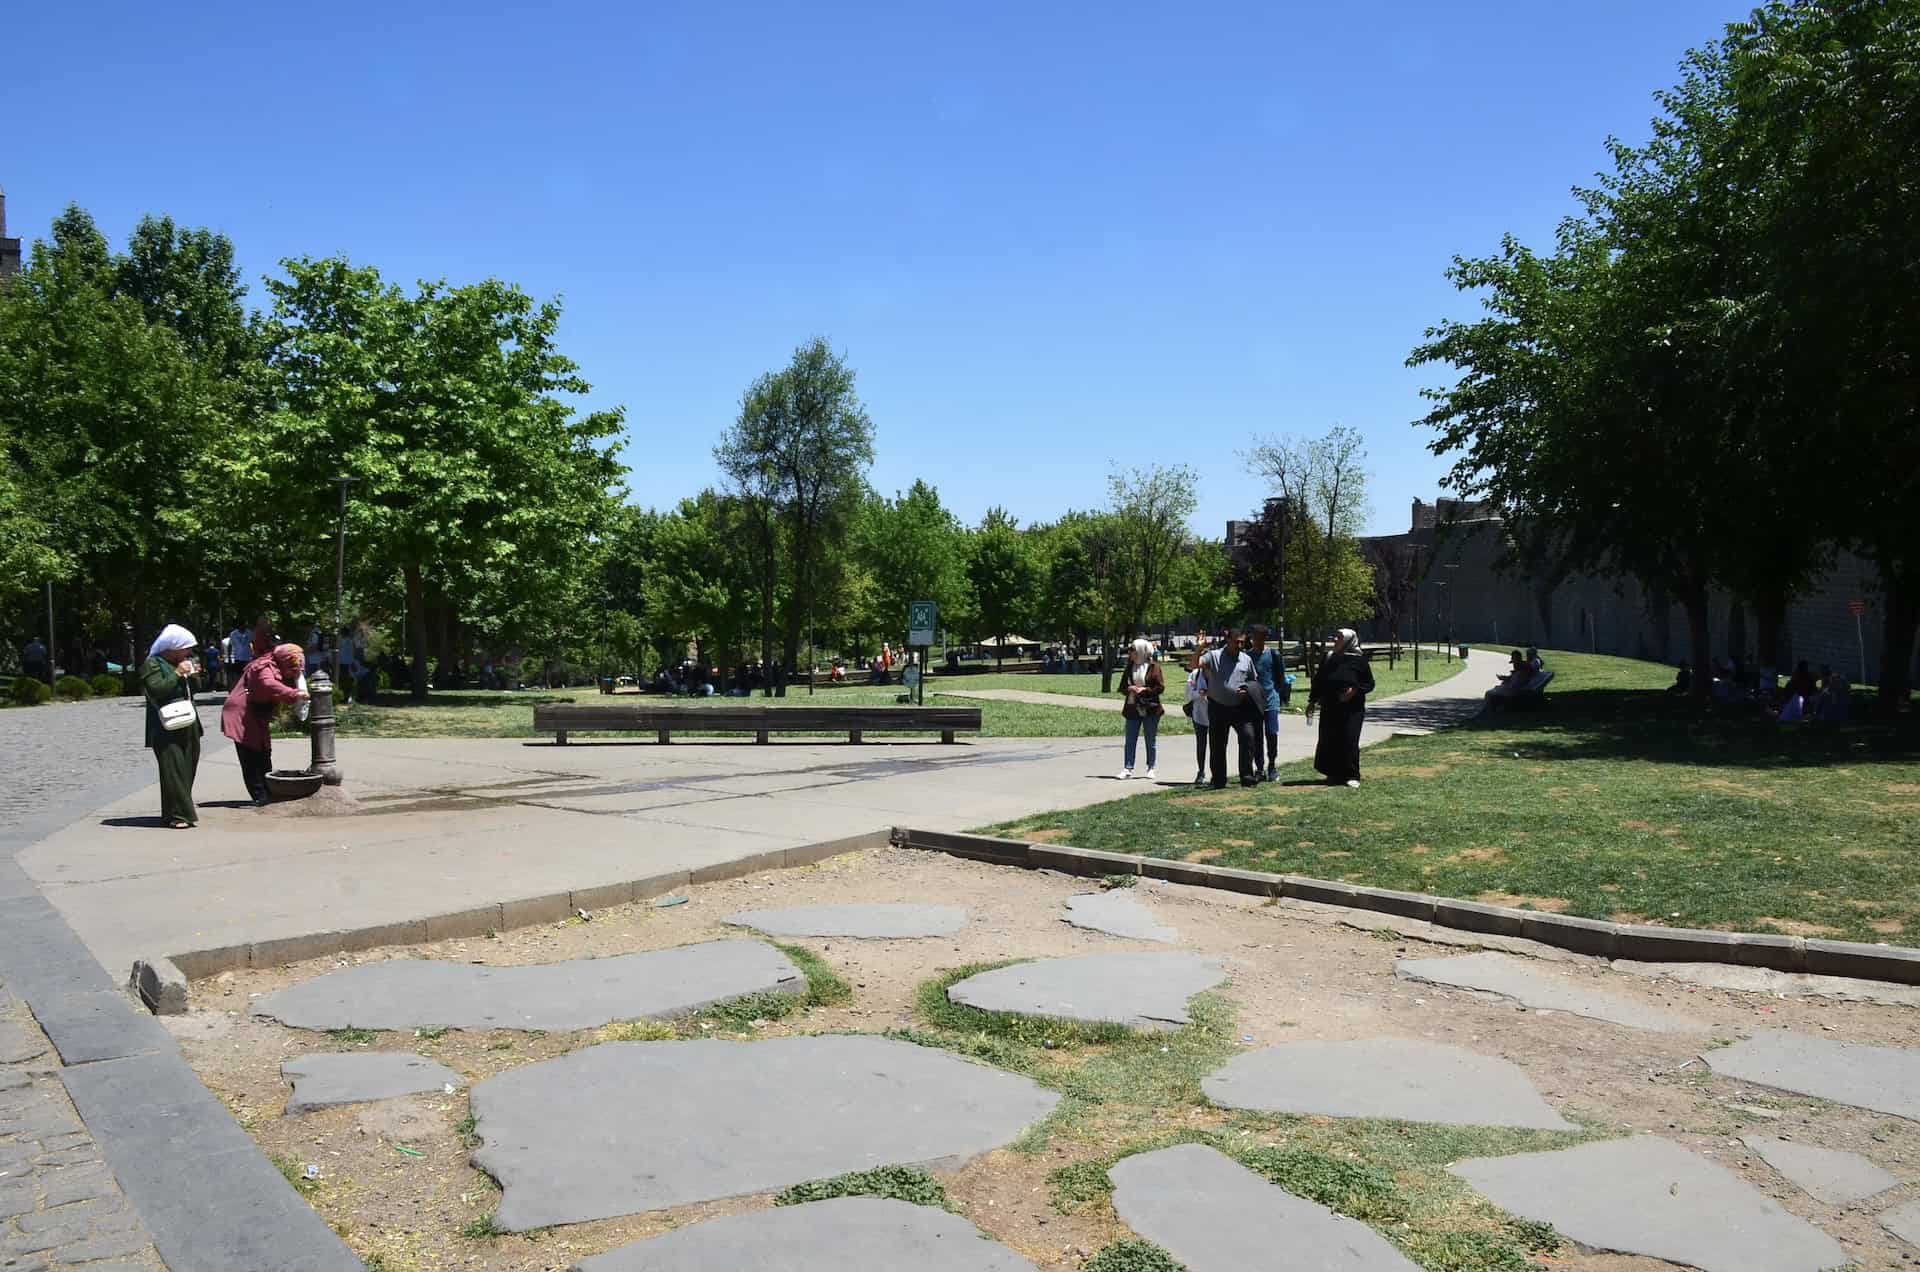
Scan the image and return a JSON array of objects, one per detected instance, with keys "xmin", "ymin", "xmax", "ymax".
[{"xmin": 158, "ymin": 694, "xmax": 196, "ymax": 731}]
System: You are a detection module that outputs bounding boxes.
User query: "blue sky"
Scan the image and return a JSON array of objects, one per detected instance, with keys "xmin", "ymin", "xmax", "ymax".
[{"xmin": 6, "ymin": 1, "xmax": 1742, "ymax": 536}]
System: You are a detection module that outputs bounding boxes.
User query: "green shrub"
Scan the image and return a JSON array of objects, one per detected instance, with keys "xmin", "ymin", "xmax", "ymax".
[
  {"xmin": 1084, "ymin": 1240, "xmax": 1186, "ymax": 1272},
  {"xmin": 775, "ymin": 1165, "xmax": 949, "ymax": 1210},
  {"xmin": 54, "ymin": 675, "xmax": 93, "ymax": 701},
  {"xmin": 10, "ymin": 676, "xmax": 52, "ymax": 705},
  {"xmin": 90, "ymin": 673, "xmax": 125, "ymax": 697}
]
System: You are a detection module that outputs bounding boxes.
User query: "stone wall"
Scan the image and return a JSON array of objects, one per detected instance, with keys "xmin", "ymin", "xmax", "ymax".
[{"xmin": 1359, "ymin": 518, "xmax": 1917, "ymax": 685}]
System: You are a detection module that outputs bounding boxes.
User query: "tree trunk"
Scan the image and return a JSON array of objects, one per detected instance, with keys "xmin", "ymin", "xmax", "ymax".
[
  {"xmin": 404, "ymin": 564, "xmax": 429, "ymax": 701},
  {"xmin": 1682, "ymin": 579, "xmax": 1712, "ymax": 705},
  {"xmin": 1875, "ymin": 581, "xmax": 1918, "ymax": 721},
  {"xmin": 1098, "ymin": 626, "xmax": 1113, "ymax": 693},
  {"xmin": 1752, "ymin": 593, "xmax": 1787, "ymax": 669}
]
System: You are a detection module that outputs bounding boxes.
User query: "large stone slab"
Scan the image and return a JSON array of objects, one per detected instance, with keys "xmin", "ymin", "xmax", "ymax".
[
  {"xmin": 282, "ymin": 1053, "xmax": 462, "ymax": 1114},
  {"xmin": 572, "ymin": 1197, "xmax": 1038, "ymax": 1270},
  {"xmin": 1108, "ymin": 1143, "xmax": 1419, "ymax": 1271},
  {"xmin": 1614, "ymin": 959, "xmax": 1920, "ymax": 1007},
  {"xmin": 1063, "ymin": 892, "xmax": 1178, "ymax": 944},
  {"xmin": 253, "ymin": 940, "xmax": 802, "ymax": 1032},
  {"xmin": 1451, "ymin": 1136, "xmax": 1849, "ymax": 1272},
  {"xmin": 946, "ymin": 953, "xmax": 1223, "ymax": 1030},
  {"xmin": 723, "ymin": 903, "xmax": 967, "ymax": 939},
  {"xmin": 470, "ymin": 1035, "xmax": 1059, "ymax": 1230},
  {"xmin": 1739, "ymin": 1134, "xmax": 1898, "ymax": 1205},
  {"xmin": 1883, "ymin": 1200, "xmax": 1920, "ymax": 1247},
  {"xmin": 1395, "ymin": 951, "xmax": 1694, "ymax": 1032},
  {"xmin": 1203, "ymin": 1038, "xmax": 1572, "ymax": 1130},
  {"xmin": 1706, "ymin": 1030, "xmax": 1920, "ymax": 1120}
]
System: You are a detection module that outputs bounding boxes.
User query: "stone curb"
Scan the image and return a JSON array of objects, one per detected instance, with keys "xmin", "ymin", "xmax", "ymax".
[
  {"xmin": 164, "ymin": 829, "xmax": 892, "ymax": 981},
  {"xmin": 890, "ymin": 827, "xmax": 1920, "ymax": 986}
]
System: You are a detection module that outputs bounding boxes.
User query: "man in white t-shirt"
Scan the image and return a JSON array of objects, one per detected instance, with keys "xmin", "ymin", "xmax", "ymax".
[{"xmin": 228, "ymin": 625, "xmax": 253, "ymax": 667}]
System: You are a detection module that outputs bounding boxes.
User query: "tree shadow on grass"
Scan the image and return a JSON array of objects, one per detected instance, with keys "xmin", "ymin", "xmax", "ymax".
[{"xmin": 1464, "ymin": 689, "xmax": 1920, "ymax": 771}]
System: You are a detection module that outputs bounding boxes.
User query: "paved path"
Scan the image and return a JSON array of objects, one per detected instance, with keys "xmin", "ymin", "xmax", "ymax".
[
  {"xmin": 0, "ymin": 982, "xmax": 165, "ymax": 1271},
  {"xmin": 19, "ymin": 659, "xmax": 1499, "ymax": 978},
  {"xmin": 935, "ymin": 687, "xmax": 1115, "ymax": 711}
]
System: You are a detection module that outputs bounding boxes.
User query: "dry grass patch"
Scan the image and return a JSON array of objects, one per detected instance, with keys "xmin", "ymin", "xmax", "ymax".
[
  {"xmin": 1183, "ymin": 847, "xmax": 1223, "ymax": 862},
  {"xmin": 1478, "ymin": 892, "xmax": 1570, "ymax": 912},
  {"xmin": 1449, "ymin": 847, "xmax": 1505, "ymax": 863},
  {"xmin": 1746, "ymin": 917, "xmax": 1839, "ymax": 938}
]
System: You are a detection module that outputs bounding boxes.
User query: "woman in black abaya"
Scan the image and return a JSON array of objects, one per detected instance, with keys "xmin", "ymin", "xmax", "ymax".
[{"xmin": 1308, "ymin": 628, "xmax": 1375, "ymax": 787}]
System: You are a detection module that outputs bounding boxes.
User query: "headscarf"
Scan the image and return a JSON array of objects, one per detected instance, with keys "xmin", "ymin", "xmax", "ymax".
[
  {"xmin": 148, "ymin": 624, "xmax": 198, "ymax": 660},
  {"xmin": 1332, "ymin": 628, "xmax": 1361, "ymax": 656},
  {"xmin": 270, "ymin": 644, "xmax": 305, "ymax": 676}
]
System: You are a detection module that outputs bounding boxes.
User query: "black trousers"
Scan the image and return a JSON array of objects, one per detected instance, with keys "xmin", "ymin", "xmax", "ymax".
[
  {"xmin": 236, "ymin": 742, "xmax": 273, "ymax": 805},
  {"xmin": 1206, "ymin": 700, "xmax": 1259, "ymax": 787}
]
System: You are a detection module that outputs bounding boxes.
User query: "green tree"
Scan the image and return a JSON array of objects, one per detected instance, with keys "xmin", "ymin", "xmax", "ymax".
[
  {"xmin": 0, "ymin": 206, "xmax": 225, "ymax": 648},
  {"xmin": 1106, "ymin": 465, "xmax": 1200, "ymax": 671},
  {"xmin": 1175, "ymin": 538, "xmax": 1240, "ymax": 634},
  {"xmin": 258, "ymin": 257, "xmax": 624, "ymax": 697},
  {"xmin": 1724, "ymin": 0, "xmax": 1920, "ymax": 712},
  {"xmin": 966, "ymin": 507, "xmax": 1040, "ymax": 669},
  {"xmin": 717, "ymin": 337, "xmax": 875, "ymax": 692},
  {"xmin": 645, "ymin": 492, "xmax": 755, "ymax": 678},
  {"xmin": 857, "ymin": 480, "xmax": 969, "ymax": 648}
]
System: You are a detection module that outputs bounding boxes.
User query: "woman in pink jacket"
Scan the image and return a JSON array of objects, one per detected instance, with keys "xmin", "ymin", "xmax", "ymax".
[{"xmin": 221, "ymin": 644, "xmax": 309, "ymax": 806}]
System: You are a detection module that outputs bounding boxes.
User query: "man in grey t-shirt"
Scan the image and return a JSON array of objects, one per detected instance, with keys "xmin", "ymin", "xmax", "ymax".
[{"xmin": 1196, "ymin": 629, "xmax": 1266, "ymax": 788}]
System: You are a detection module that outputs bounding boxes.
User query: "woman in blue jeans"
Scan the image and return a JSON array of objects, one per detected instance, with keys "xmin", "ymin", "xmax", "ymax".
[{"xmin": 1116, "ymin": 638, "xmax": 1165, "ymax": 780}]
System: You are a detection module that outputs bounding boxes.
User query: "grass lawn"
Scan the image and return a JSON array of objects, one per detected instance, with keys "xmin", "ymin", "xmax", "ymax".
[
  {"xmin": 333, "ymin": 683, "xmax": 1196, "ymax": 741},
  {"xmin": 935, "ymin": 650, "xmax": 1458, "ymax": 714},
  {"xmin": 334, "ymin": 655, "xmax": 1467, "ymax": 742},
  {"xmin": 989, "ymin": 649, "xmax": 1920, "ymax": 943}
]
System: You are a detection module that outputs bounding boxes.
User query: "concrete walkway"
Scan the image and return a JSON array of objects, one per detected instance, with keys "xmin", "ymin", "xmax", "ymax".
[{"xmin": 20, "ymin": 657, "xmax": 1497, "ymax": 979}]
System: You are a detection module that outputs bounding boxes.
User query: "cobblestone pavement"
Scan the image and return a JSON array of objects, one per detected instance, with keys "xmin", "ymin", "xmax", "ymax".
[
  {"xmin": 0, "ymin": 986, "xmax": 164, "ymax": 1271},
  {"xmin": 0, "ymin": 696, "xmax": 196, "ymax": 841}
]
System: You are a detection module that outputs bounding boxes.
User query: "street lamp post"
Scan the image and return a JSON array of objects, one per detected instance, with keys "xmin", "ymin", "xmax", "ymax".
[
  {"xmin": 44, "ymin": 580, "xmax": 56, "ymax": 689},
  {"xmin": 1443, "ymin": 563, "xmax": 1460, "ymax": 661},
  {"xmin": 1436, "ymin": 581, "xmax": 1450, "ymax": 663},
  {"xmin": 1406, "ymin": 543, "xmax": 1426, "ymax": 682}
]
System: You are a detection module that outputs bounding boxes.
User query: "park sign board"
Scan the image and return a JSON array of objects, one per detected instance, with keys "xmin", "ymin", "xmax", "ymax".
[{"xmin": 909, "ymin": 601, "xmax": 937, "ymax": 648}]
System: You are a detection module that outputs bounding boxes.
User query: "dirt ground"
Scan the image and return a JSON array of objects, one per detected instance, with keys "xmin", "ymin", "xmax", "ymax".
[{"xmin": 169, "ymin": 844, "xmax": 1920, "ymax": 1271}]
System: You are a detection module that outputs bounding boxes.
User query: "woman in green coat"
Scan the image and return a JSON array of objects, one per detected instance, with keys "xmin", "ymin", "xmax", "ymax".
[{"xmin": 141, "ymin": 624, "xmax": 203, "ymax": 828}]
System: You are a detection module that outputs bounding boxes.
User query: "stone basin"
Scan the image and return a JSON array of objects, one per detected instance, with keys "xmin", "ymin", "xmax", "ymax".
[{"xmin": 265, "ymin": 770, "xmax": 323, "ymax": 800}]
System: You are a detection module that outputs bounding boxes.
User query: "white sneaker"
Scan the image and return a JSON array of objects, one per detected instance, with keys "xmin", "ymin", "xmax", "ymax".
[
  {"xmin": 1116, "ymin": 769, "xmax": 1131, "ymax": 780},
  {"xmin": 1145, "ymin": 767, "xmax": 1157, "ymax": 781},
  {"xmin": 1345, "ymin": 779, "xmax": 1360, "ymax": 788}
]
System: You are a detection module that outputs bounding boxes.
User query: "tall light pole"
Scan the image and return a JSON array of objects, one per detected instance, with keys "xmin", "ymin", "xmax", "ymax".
[
  {"xmin": 1407, "ymin": 542, "xmax": 1425, "ymax": 682},
  {"xmin": 44, "ymin": 580, "xmax": 56, "ymax": 688},
  {"xmin": 1443, "ymin": 562, "xmax": 1460, "ymax": 660},
  {"xmin": 332, "ymin": 475, "xmax": 357, "ymax": 688},
  {"xmin": 1436, "ymin": 581, "xmax": 1450, "ymax": 663}
]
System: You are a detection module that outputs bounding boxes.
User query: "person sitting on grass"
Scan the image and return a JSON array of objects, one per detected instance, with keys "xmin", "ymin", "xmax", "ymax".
[{"xmin": 1666, "ymin": 661, "xmax": 1693, "ymax": 696}]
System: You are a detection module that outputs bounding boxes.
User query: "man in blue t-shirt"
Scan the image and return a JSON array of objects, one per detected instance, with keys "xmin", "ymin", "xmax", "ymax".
[{"xmin": 1246, "ymin": 624, "xmax": 1289, "ymax": 783}]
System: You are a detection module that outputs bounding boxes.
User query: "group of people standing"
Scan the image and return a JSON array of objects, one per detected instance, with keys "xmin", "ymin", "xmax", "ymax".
[
  {"xmin": 140, "ymin": 616, "xmax": 311, "ymax": 829},
  {"xmin": 1117, "ymin": 625, "xmax": 1375, "ymax": 789}
]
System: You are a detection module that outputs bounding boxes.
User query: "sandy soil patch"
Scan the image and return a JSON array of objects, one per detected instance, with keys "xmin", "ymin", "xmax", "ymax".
[
  {"xmin": 170, "ymin": 845, "xmax": 1920, "ymax": 1271},
  {"xmin": 1477, "ymin": 892, "xmax": 1571, "ymax": 913}
]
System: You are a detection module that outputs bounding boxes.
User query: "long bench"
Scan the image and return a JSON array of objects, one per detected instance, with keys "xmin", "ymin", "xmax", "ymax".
[{"xmin": 531, "ymin": 703, "xmax": 984, "ymax": 745}]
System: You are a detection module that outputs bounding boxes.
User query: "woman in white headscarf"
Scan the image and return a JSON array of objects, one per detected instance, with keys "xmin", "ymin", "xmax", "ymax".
[
  {"xmin": 1306, "ymin": 628, "xmax": 1375, "ymax": 788},
  {"xmin": 140, "ymin": 625, "xmax": 203, "ymax": 828}
]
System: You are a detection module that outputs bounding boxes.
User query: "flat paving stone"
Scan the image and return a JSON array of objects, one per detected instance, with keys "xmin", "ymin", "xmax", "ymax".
[
  {"xmin": 470, "ymin": 1035, "xmax": 1059, "ymax": 1230},
  {"xmin": 1203, "ymin": 1038, "xmax": 1573, "ymax": 1130},
  {"xmin": 723, "ymin": 903, "xmax": 967, "ymax": 939},
  {"xmin": 1109, "ymin": 1143, "xmax": 1419, "ymax": 1271},
  {"xmin": 1451, "ymin": 1135, "xmax": 1849, "ymax": 1272},
  {"xmin": 946, "ymin": 953, "xmax": 1222, "ymax": 1030},
  {"xmin": 1395, "ymin": 951, "xmax": 1695, "ymax": 1032},
  {"xmin": 281, "ymin": 1053, "xmax": 462, "ymax": 1113},
  {"xmin": 1706, "ymin": 1030, "xmax": 1920, "ymax": 1120},
  {"xmin": 253, "ymin": 940, "xmax": 802, "ymax": 1032},
  {"xmin": 1882, "ymin": 1200, "xmax": 1920, "ymax": 1247},
  {"xmin": 572, "ymin": 1196, "xmax": 1038, "ymax": 1270},
  {"xmin": 1062, "ymin": 892, "xmax": 1178, "ymax": 944},
  {"xmin": 1739, "ymin": 1134, "xmax": 1898, "ymax": 1205}
]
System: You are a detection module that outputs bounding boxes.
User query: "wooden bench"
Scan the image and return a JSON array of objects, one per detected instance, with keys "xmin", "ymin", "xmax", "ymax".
[
  {"xmin": 531, "ymin": 703, "xmax": 984, "ymax": 745},
  {"xmin": 1513, "ymin": 669, "xmax": 1554, "ymax": 707}
]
